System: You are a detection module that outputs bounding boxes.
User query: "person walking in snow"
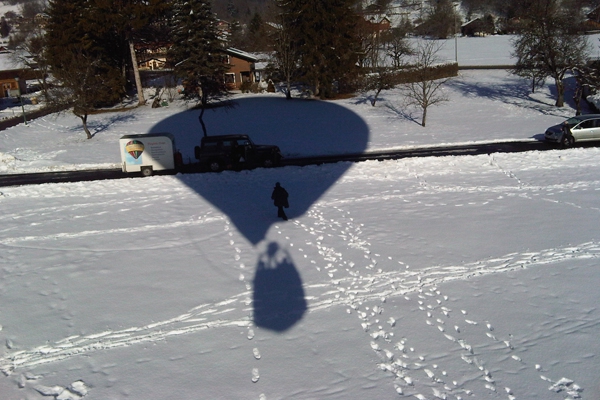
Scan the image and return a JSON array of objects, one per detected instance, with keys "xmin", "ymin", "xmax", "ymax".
[{"xmin": 271, "ymin": 182, "xmax": 289, "ymax": 221}]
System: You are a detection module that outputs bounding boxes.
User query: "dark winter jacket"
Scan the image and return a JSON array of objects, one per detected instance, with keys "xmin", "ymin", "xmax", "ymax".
[{"xmin": 271, "ymin": 183, "xmax": 289, "ymax": 208}]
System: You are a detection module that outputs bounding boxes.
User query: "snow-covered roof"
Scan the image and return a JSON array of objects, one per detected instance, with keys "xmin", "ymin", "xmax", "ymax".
[
  {"xmin": 224, "ymin": 47, "xmax": 258, "ymax": 62},
  {"xmin": 255, "ymin": 61, "xmax": 269, "ymax": 70},
  {"xmin": 0, "ymin": 51, "xmax": 29, "ymax": 71}
]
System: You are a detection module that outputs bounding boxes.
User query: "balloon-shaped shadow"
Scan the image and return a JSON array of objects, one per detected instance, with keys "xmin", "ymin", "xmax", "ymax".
[
  {"xmin": 150, "ymin": 97, "xmax": 369, "ymax": 244},
  {"xmin": 252, "ymin": 242, "xmax": 306, "ymax": 331}
]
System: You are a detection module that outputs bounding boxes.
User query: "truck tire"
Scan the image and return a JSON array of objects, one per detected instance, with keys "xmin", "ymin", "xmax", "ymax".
[
  {"xmin": 208, "ymin": 160, "xmax": 223, "ymax": 172},
  {"xmin": 264, "ymin": 154, "xmax": 281, "ymax": 168}
]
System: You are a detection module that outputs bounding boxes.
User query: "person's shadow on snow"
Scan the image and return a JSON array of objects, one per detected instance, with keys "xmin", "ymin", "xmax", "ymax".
[{"xmin": 252, "ymin": 242, "xmax": 306, "ymax": 331}]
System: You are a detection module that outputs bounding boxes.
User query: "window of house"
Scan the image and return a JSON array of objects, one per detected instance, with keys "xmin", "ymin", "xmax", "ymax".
[
  {"xmin": 241, "ymin": 71, "xmax": 251, "ymax": 83},
  {"xmin": 225, "ymin": 73, "xmax": 235, "ymax": 84}
]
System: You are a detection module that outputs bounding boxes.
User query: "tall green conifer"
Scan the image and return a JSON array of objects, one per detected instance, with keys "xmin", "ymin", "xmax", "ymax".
[
  {"xmin": 45, "ymin": 0, "xmax": 124, "ymax": 138},
  {"xmin": 168, "ymin": 0, "xmax": 228, "ymax": 136},
  {"xmin": 278, "ymin": 0, "xmax": 360, "ymax": 98}
]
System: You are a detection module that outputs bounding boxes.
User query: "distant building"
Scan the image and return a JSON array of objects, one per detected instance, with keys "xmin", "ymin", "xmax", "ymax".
[
  {"xmin": 461, "ymin": 16, "xmax": 495, "ymax": 37},
  {"xmin": 222, "ymin": 48, "xmax": 258, "ymax": 90},
  {"xmin": 0, "ymin": 52, "xmax": 41, "ymax": 97},
  {"xmin": 135, "ymin": 41, "xmax": 260, "ymax": 91}
]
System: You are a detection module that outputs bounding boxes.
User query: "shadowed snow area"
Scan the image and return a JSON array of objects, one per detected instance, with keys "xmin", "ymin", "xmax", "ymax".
[
  {"xmin": 150, "ymin": 97, "xmax": 370, "ymax": 158},
  {"xmin": 151, "ymin": 97, "xmax": 369, "ymax": 244}
]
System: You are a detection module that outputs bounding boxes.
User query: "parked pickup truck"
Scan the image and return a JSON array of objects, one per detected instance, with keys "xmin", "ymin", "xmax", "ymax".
[{"xmin": 194, "ymin": 134, "xmax": 283, "ymax": 172}]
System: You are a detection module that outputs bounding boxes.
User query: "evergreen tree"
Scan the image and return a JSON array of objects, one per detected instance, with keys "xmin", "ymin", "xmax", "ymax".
[
  {"xmin": 91, "ymin": 0, "xmax": 173, "ymax": 106},
  {"xmin": 45, "ymin": 0, "xmax": 124, "ymax": 138},
  {"xmin": 246, "ymin": 11, "xmax": 269, "ymax": 51},
  {"xmin": 168, "ymin": 0, "xmax": 228, "ymax": 137},
  {"xmin": 227, "ymin": 0, "xmax": 239, "ymax": 18},
  {"xmin": 277, "ymin": 0, "xmax": 360, "ymax": 98},
  {"xmin": 46, "ymin": 0, "xmax": 126, "ymax": 90}
]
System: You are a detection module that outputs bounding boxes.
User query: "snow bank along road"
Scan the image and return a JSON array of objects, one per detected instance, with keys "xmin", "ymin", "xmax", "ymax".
[{"xmin": 0, "ymin": 139, "xmax": 559, "ymax": 187}]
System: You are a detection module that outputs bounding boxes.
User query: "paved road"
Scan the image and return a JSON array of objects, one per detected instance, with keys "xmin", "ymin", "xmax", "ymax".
[{"xmin": 0, "ymin": 140, "xmax": 563, "ymax": 188}]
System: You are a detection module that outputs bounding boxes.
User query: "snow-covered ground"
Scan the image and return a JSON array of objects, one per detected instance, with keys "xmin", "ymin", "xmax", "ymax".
[
  {"xmin": 0, "ymin": 68, "xmax": 582, "ymax": 174},
  {"xmin": 1, "ymin": 36, "xmax": 600, "ymax": 399}
]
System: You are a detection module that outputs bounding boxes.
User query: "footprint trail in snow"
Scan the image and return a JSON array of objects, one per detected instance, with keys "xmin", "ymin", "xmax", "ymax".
[{"xmin": 282, "ymin": 204, "xmax": 586, "ymax": 399}]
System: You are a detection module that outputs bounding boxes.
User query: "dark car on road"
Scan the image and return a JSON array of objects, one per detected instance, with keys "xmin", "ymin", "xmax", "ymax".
[{"xmin": 194, "ymin": 134, "xmax": 283, "ymax": 172}]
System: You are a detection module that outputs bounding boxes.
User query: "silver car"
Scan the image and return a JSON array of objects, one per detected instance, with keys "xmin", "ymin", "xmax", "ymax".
[{"xmin": 545, "ymin": 114, "xmax": 600, "ymax": 147}]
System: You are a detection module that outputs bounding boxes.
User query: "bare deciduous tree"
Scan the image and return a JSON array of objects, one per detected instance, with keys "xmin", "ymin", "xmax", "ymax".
[
  {"xmin": 402, "ymin": 40, "xmax": 451, "ymax": 127},
  {"xmin": 361, "ymin": 69, "xmax": 401, "ymax": 106},
  {"xmin": 382, "ymin": 24, "xmax": 413, "ymax": 69},
  {"xmin": 10, "ymin": 25, "xmax": 51, "ymax": 102},
  {"xmin": 9, "ymin": 0, "xmax": 51, "ymax": 102},
  {"xmin": 269, "ymin": 5, "xmax": 299, "ymax": 100},
  {"xmin": 511, "ymin": 0, "xmax": 589, "ymax": 107}
]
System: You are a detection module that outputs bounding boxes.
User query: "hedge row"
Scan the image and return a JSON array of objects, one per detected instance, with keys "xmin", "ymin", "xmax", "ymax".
[{"xmin": 394, "ymin": 62, "xmax": 459, "ymax": 84}]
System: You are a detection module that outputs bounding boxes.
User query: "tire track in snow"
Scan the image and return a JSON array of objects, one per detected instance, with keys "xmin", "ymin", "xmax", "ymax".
[
  {"xmin": 0, "ymin": 296, "xmax": 251, "ymax": 375},
  {"xmin": 0, "ymin": 215, "xmax": 225, "ymax": 248},
  {"xmin": 1, "ymin": 236, "xmax": 596, "ymax": 397}
]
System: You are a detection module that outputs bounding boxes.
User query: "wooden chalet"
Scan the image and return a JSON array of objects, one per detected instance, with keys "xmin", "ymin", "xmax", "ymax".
[{"xmin": 222, "ymin": 47, "xmax": 258, "ymax": 90}]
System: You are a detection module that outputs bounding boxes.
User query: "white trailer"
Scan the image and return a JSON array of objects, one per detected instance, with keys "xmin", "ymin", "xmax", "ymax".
[{"xmin": 120, "ymin": 133, "xmax": 177, "ymax": 176}]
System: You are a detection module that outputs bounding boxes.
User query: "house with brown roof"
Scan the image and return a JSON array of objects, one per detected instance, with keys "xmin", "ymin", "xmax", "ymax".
[
  {"xmin": 222, "ymin": 47, "xmax": 258, "ymax": 90},
  {"xmin": 0, "ymin": 52, "xmax": 41, "ymax": 97},
  {"xmin": 134, "ymin": 44, "xmax": 259, "ymax": 91},
  {"xmin": 461, "ymin": 16, "xmax": 495, "ymax": 37}
]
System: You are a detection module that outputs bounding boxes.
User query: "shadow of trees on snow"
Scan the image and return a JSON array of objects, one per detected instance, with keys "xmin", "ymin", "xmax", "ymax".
[{"xmin": 446, "ymin": 74, "xmax": 590, "ymax": 116}]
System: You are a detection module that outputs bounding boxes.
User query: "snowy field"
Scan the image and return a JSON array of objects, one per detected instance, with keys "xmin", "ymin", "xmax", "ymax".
[{"xmin": 0, "ymin": 35, "xmax": 600, "ymax": 400}]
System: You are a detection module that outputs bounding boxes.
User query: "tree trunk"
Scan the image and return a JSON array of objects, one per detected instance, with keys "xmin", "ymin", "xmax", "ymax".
[
  {"xmin": 129, "ymin": 39, "xmax": 146, "ymax": 106},
  {"xmin": 286, "ymin": 80, "xmax": 291, "ymax": 100},
  {"xmin": 371, "ymin": 88, "xmax": 382, "ymax": 107},
  {"xmin": 198, "ymin": 107, "xmax": 207, "ymax": 137},
  {"xmin": 199, "ymin": 86, "xmax": 208, "ymax": 137},
  {"xmin": 555, "ymin": 78, "xmax": 564, "ymax": 107},
  {"xmin": 76, "ymin": 112, "xmax": 93, "ymax": 139},
  {"xmin": 421, "ymin": 107, "xmax": 427, "ymax": 127}
]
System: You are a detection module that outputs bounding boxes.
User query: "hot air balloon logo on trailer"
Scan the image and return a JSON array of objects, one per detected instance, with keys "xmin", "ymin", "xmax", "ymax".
[{"xmin": 124, "ymin": 140, "xmax": 144, "ymax": 164}]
